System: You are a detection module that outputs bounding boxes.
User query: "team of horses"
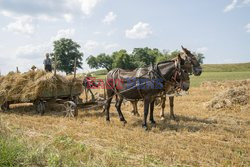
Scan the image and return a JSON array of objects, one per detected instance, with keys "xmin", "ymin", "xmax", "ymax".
[{"xmin": 84, "ymin": 46, "xmax": 202, "ymax": 130}]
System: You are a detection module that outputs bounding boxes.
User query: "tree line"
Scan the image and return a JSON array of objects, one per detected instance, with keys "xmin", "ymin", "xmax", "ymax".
[
  {"xmin": 49, "ymin": 38, "xmax": 205, "ymax": 74},
  {"xmin": 87, "ymin": 47, "xmax": 205, "ymax": 71}
]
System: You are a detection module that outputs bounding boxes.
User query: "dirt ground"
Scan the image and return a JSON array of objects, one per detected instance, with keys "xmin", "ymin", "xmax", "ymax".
[{"xmin": 0, "ymin": 80, "xmax": 250, "ymax": 166}]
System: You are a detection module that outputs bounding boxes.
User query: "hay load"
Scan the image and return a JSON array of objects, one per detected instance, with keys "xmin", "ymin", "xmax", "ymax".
[
  {"xmin": 205, "ymin": 86, "xmax": 249, "ymax": 110},
  {"xmin": 0, "ymin": 70, "xmax": 83, "ymax": 105}
]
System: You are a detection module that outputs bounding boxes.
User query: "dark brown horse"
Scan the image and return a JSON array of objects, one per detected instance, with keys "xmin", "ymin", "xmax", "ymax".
[
  {"xmin": 130, "ymin": 46, "xmax": 202, "ymax": 120},
  {"xmin": 104, "ymin": 55, "xmax": 189, "ymax": 130}
]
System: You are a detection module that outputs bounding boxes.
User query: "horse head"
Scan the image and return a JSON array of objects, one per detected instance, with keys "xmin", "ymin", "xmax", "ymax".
[
  {"xmin": 181, "ymin": 46, "xmax": 202, "ymax": 76},
  {"xmin": 156, "ymin": 58, "xmax": 190, "ymax": 92}
]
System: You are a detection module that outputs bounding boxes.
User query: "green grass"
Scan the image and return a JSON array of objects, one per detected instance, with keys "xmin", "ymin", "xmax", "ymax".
[
  {"xmin": 0, "ymin": 136, "xmax": 27, "ymax": 167},
  {"xmin": 202, "ymin": 62, "xmax": 250, "ymax": 72},
  {"xmin": 190, "ymin": 71, "xmax": 250, "ymax": 87}
]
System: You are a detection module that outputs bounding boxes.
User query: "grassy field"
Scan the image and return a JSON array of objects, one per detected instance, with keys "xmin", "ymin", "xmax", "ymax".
[
  {"xmin": 202, "ymin": 62, "xmax": 250, "ymax": 72},
  {"xmin": 0, "ymin": 63, "xmax": 250, "ymax": 166},
  {"xmin": 190, "ymin": 71, "xmax": 250, "ymax": 87}
]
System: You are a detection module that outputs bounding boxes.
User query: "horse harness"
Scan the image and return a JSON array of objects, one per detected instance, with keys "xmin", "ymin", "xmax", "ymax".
[{"xmin": 105, "ymin": 60, "xmax": 183, "ymax": 101}]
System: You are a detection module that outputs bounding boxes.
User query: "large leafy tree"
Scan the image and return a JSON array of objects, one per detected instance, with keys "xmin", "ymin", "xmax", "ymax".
[
  {"xmin": 132, "ymin": 47, "xmax": 159, "ymax": 67},
  {"xmin": 86, "ymin": 53, "xmax": 113, "ymax": 71},
  {"xmin": 51, "ymin": 38, "xmax": 83, "ymax": 75},
  {"xmin": 112, "ymin": 50, "xmax": 136, "ymax": 70}
]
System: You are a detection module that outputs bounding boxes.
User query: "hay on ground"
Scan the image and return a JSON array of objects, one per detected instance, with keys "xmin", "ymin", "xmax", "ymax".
[
  {"xmin": 0, "ymin": 70, "xmax": 83, "ymax": 105},
  {"xmin": 205, "ymin": 86, "xmax": 249, "ymax": 110}
]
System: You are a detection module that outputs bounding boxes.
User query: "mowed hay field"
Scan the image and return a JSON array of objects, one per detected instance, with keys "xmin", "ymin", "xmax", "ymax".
[{"xmin": 1, "ymin": 64, "xmax": 250, "ymax": 166}]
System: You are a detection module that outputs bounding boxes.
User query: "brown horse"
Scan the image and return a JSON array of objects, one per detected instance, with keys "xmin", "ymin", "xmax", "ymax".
[
  {"xmin": 129, "ymin": 46, "xmax": 202, "ymax": 120},
  {"xmin": 104, "ymin": 54, "xmax": 190, "ymax": 130}
]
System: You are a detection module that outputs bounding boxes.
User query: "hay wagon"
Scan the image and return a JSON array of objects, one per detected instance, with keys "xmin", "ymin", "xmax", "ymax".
[
  {"xmin": 0, "ymin": 91, "xmax": 81, "ymax": 117},
  {"xmin": 0, "ymin": 71, "xmax": 83, "ymax": 117}
]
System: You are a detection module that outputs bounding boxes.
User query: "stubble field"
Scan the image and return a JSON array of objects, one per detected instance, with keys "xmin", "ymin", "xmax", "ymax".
[{"xmin": 0, "ymin": 70, "xmax": 250, "ymax": 166}]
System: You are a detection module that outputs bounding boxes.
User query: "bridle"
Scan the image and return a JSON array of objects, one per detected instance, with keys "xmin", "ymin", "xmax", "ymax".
[{"xmin": 152, "ymin": 59, "xmax": 183, "ymax": 91}]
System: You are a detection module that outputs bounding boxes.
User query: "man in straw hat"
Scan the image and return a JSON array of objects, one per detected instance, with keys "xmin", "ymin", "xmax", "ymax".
[
  {"xmin": 31, "ymin": 65, "xmax": 37, "ymax": 71},
  {"xmin": 43, "ymin": 53, "xmax": 52, "ymax": 72}
]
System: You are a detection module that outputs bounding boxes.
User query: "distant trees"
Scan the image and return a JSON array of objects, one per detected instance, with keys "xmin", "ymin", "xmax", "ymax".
[
  {"xmin": 112, "ymin": 50, "xmax": 136, "ymax": 70},
  {"xmin": 87, "ymin": 54, "xmax": 113, "ymax": 71},
  {"xmin": 87, "ymin": 47, "xmax": 205, "ymax": 71},
  {"xmin": 51, "ymin": 38, "xmax": 84, "ymax": 75}
]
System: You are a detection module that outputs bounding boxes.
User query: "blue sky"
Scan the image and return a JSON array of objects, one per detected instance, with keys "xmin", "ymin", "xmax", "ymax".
[{"xmin": 0, "ymin": 0, "xmax": 250, "ymax": 74}]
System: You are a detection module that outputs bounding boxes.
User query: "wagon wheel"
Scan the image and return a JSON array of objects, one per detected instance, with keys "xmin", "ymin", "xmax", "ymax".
[
  {"xmin": 64, "ymin": 101, "xmax": 78, "ymax": 117},
  {"xmin": 34, "ymin": 100, "xmax": 45, "ymax": 115},
  {"xmin": 1, "ymin": 102, "xmax": 10, "ymax": 112}
]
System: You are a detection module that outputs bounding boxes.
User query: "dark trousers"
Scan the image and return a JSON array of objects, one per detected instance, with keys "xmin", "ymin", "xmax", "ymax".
[{"xmin": 45, "ymin": 65, "xmax": 52, "ymax": 72}]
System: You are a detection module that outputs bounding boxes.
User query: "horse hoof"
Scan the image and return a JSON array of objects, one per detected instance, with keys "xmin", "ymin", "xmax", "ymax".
[
  {"xmin": 123, "ymin": 120, "xmax": 127, "ymax": 126},
  {"xmin": 150, "ymin": 120, "xmax": 156, "ymax": 125},
  {"xmin": 142, "ymin": 124, "xmax": 148, "ymax": 131}
]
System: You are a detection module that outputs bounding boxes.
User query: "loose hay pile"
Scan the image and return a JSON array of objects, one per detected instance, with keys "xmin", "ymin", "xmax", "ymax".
[
  {"xmin": 205, "ymin": 86, "xmax": 249, "ymax": 110},
  {"xmin": 0, "ymin": 70, "xmax": 83, "ymax": 105}
]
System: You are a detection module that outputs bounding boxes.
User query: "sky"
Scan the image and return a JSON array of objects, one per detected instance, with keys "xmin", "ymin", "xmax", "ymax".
[{"xmin": 0, "ymin": 0, "xmax": 250, "ymax": 74}]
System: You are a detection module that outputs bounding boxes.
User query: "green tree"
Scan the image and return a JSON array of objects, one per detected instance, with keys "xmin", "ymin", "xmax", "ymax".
[
  {"xmin": 52, "ymin": 38, "xmax": 83, "ymax": 75},
  {"xmin": 132, "ymin": 47, "xmax": 160, "ymax": 67},
  {"xmin": 86, "ymin": 53, "xmax": 113, "ymax": 71},
  {"xmin": 156, "ymin": 50, "xmax": 180, "ymax": 63},
  {"xmin": 112, "ymin": 50, "xmax": 136, "ymax": 70}
]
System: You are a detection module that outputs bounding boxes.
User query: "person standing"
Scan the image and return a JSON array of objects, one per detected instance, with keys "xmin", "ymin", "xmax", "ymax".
[{"xmin": 43, "ymin": 53, "xmax": 52, "ymax": 72}]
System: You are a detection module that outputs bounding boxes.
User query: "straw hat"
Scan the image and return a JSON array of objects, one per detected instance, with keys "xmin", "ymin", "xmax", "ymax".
[{"xmin": 31, "ymin": 65, "xmax": 37, "ymax": 70}]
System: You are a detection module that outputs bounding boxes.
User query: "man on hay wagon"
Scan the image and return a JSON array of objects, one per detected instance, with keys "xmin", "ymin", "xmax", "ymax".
[{"xmin": 43, "ymin": 53, "xmax": 52, "ymax": 72}]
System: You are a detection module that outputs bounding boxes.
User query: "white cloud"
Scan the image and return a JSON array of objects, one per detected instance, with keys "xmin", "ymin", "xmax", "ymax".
[
  {"xmin": 76, "ymin": 0, "xmax": 102, "ymax": 15},
  {"xmin": 223, "ymin": 0, "xmax": 250, "ymax": 12},
  {"xmin": 104, "ymin": 43, "xmax": 119, "ymax": 51},
  {"xmin": 245, "ymin": 23, "xmax": 250, "ymax": 33},
  {"xmin": 84, "ymin": 40, "xmax": 99, "ymax": 52},
  {"xmin": 3, "ymin": 15, "xmax": 34, "ymax": 35},
  {"xmin": 0, "ymin": 0, "xmax": 102, "ymax": 22},
  {"xmin": 102, "ymin": 12, "xmax": 117, "ymax": 24},
  {"xmin": 16, "ymin": 44, "xmax": 49, "ymax": 59},
  {"xmin": 196, "ymin": 47, "xmax": 208, "ymax": 54},
  {"xmin": 243, "ymin": 0, "xmax": 250, "ymax": 4},
  {"xmin": 107, "ymin": 29, "xmax": 117, "ymax": 36},
  {"xmin": 94, "ymin": 31, "xmax": 101, "ymax": 35},
  {"xmin": 224, "ymin": 0, "xmax": 238, "ymax": 12},
  {"xmin": 125, "ymin": 22, "xmax": 152, "ymax": 39},
  {"xmin": 37, "ymin": 14, "xmax": 59, "ymax": 22},
  {"xmin": 51, "ymin": 28, "xmax": 75, "ymax": 41},
  {"xmin": 63, "ymin": 13, "xmax": 73, "ymax": 22}
]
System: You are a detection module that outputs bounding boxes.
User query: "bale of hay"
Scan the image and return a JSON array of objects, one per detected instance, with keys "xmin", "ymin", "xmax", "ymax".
[
  {"xmin": 205, "ymin": 86, "xmax": 249, "ymax": 110},
  {"xmin": 0, "ymin": 70, "xmax": 83, "ymax": 105}
]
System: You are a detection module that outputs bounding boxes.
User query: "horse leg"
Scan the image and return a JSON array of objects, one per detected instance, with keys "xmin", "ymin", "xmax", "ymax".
[
  {"xmin": 149, "ymin": 100, "xmax": 156, "ymax": 125},
  {"xmin": 115, "ymin": 98, "xmax": 127, "ymax": 125},
  {"xmin": 105, "ymin": 90, "xmax": 114, "ymax": 122},
  {"xmin": 131, "ymin": 101, "xmax": 140, "ymax": 116},
  {"xmin": 169, "ymin": 96, "xmax": 176, "ymax": 120},
  {"xmin": 160, "ymin": 95, "xmax": 166, "ymax": 120},
  {"xmin": 142, "ymin": 98, "xmax": 150, "ymax": 130}
]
